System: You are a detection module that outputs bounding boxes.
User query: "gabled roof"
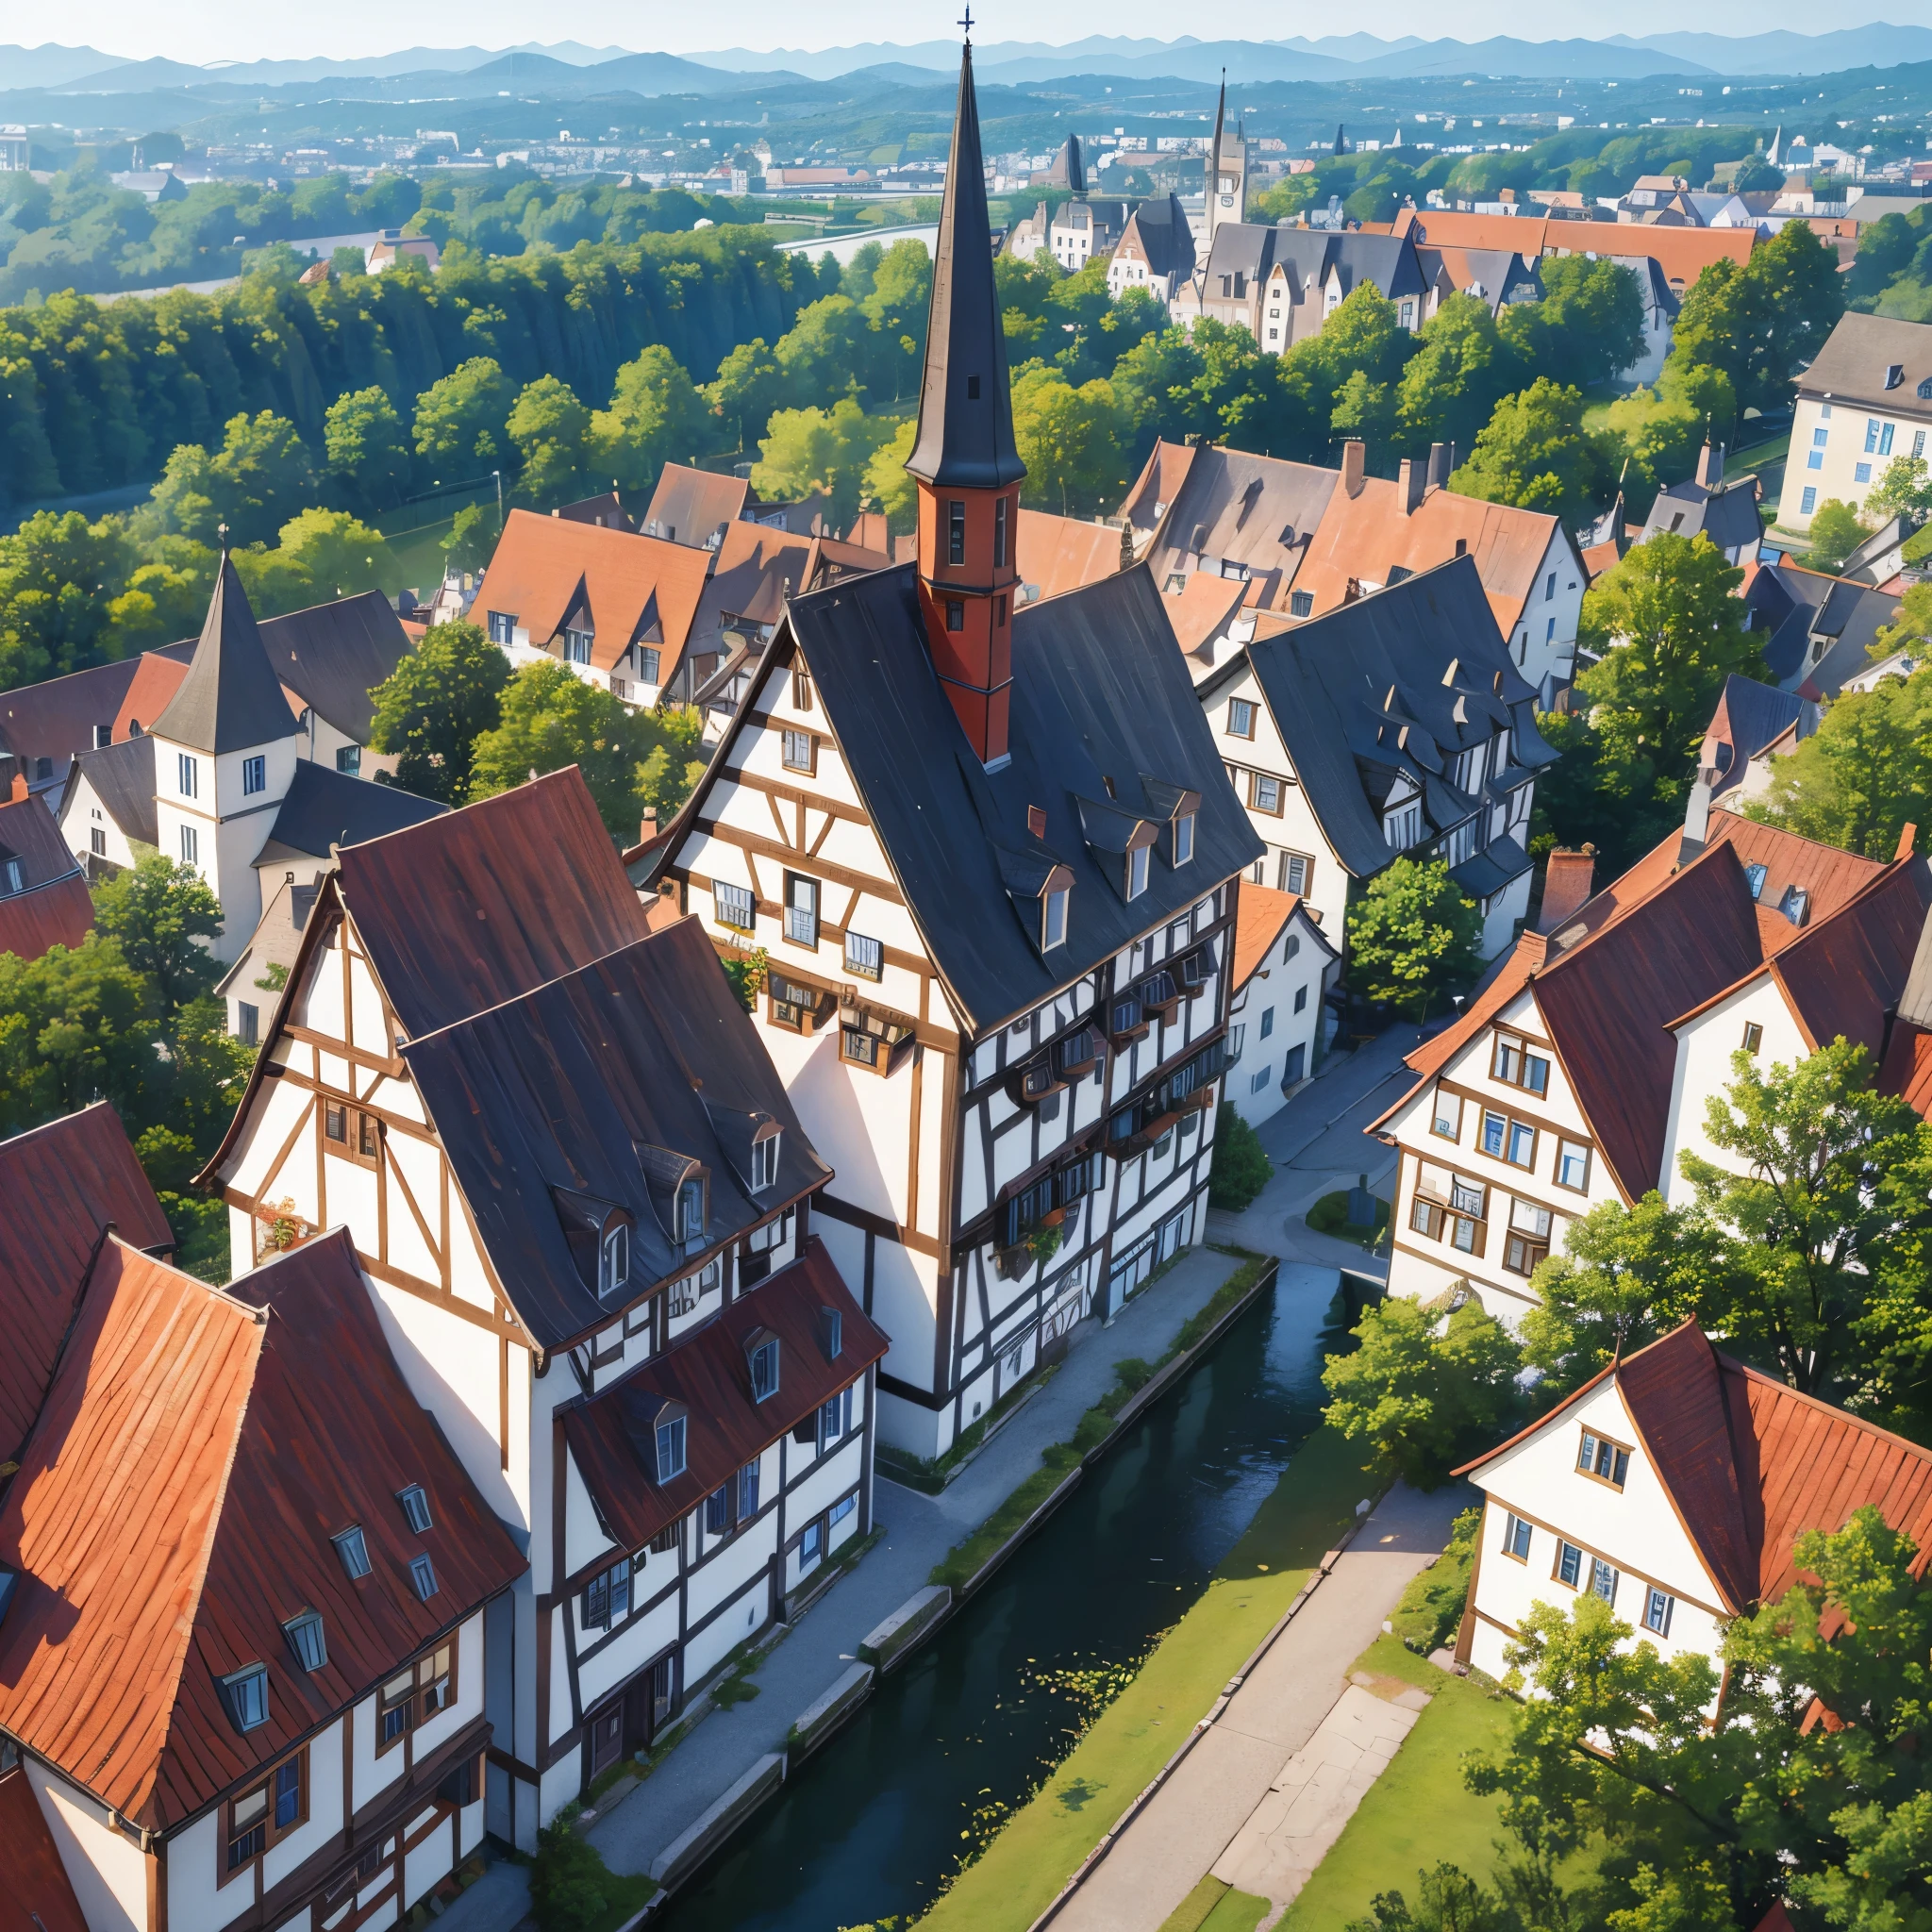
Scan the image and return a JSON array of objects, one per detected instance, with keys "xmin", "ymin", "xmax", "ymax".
[
  {"xmin": 1264, "ymin": 227, "xmax": 1427, "ymax": 303},
  {"xmin": 1641, "ymin": 473, "xmax": 1761, "ymax": 555},
  {"xmin": 333, "ymin": 768, "xmax": 653, "ymax": 1041},
  {"xmin": 247, "ymin": 591, "xmax": 415, "ymax": 743},
  {"xmin": 0, "ymin": 791, "xmax": 93, "ymax": 961},
  {"xmin": 150, "ymin": 556, "xmax": 300, "ymax": 755},
  {"xmin": 251, "ymin": 758, "xmax": 446, "ymax": 869},
  {"xmin": 1458, "ymin": 1319, "xmax": 1932, "ymax": 1612},
  {"xmin": 685, "ymin": 524, "xmax": 890, "ymax": 663},
  {"xmin": 716, "ymin": 559, "xmax": 1261, "ymax": 1038},
  {"xmin": 402, "ymin": 917, "xmax": 833, "ymax": 1351},
  {"xmin": 0, "ymin": 1770, "xmax": 88, "ymax": 1932},
  {"xmin": 1762, "ymin": 856, "xmax": 1932, "ymax": 1056},
  {"xmin": 1414, "ymin": 243, "xmax": 1541, "ymax": 314},
  {"xmin": 0, "ymin": 1229, "xmax": 525, "ymax": 1832},
  {"xmin": 1131, "ymin": 443, "xmax": 1339, "ymax": 608},
  {"xmin": 0, "ymin": 641, "xmax": 194, "ymax": 769},
  {"xmin": 1230, "ymin": 555, "xmax": 1553, "ymax": 883},
  {"xmin": 906, "ymin": 43, "xmax": 1024, "ymax": 492},
  {"xmin": 1705, "ymin": 674, "xmax": 1807, "ymax": 800},
  {"xmin": 475, "ymin": 510, "xmax": 713, "ymax": 680},
  {"xmin": 0, "ymin": 1102, "xmax": 172, "ymax": 1466},
  {"xmin": 1796, "ymin": 310, "xmax": 1932, "ymax": 412},
  {"xmin": 1015, "ymin": 508, "xmax": 1124, "ymax": 603},
  {"xmin": 1116, "ymin": 195, "xmax": 1197, "ymax": 281},
  {"xmin": 1119, "ymin": 439, "xmax": 1199, "ymax": 538},
  {"xmin": 1232, "ymin": 883, "xmax": 1332, "ymax": 990},
  {"xmin": 641, "ymin": 462, "xmax": 751, "ymax": 547},
  {"xmin": 564, "ymin": 1238, "xmax": 886, "ymax": 1559},
  {"xmin": 1291, "ymin": 474, "xmax": 1570, "ymax": 640},
  {"xmin": 111, "ymin": 648, "xmax": 193, "ymax": 740},
  {"xmin": 1390, "ymin": 208, "xmax": 1756, "ymax": 289},
  {"xmin": 1164, "ymin": 571, "xmax": 1252, "ymax": 658}
]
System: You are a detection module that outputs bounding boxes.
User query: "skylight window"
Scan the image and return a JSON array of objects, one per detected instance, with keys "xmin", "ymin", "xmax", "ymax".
[
  {"xmin": 600, "ymin": 1222, "xmax": 629, "ymax": 1296},
  {"xmin": 751, "ymin": 1132, "xmax": 781, "ymax": 1192},
  {"xmin": 218, "ymin": 1663, "xmax": 271, "ymax": 1734},
  {"xmin": 396, "ymin": 1485, "xmax": 432, "ymax": 1535},
  {"xmin": 409, "ymin": 1555, "xmax": 439, "ymax": 1602},
  {"xmin": 1125, "ymin": 844, "xmax": 1151, "ymax": 901},
  {"xmin": 656, "ymin": 1411, "xmax": 688, "ymax": 1481},
  {"xmin": 1744, "ymin": 862, "xmax": 1768, "ymax": 900},
  {"xmin": 332, "ymin": 1525, "xmax": 372, "ymax": 1580},
  {"xmin": 283, "ymin": 1611, "xmax": 327, "ymax": 1674},
  {"xmin": 748, "ymin": 1330, "xmax": 780, "ymax": 1403},
  {"xmin": 1042, "ymin": 884, "xmax": 1069, "ymax": 950}
]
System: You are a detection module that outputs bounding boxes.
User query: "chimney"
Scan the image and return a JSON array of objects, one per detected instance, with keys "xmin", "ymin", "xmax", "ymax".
[
  {"xmin": 8, "ymin": 770, "xmax": 25, "ymax": 802},
  {"xmin": 640, "ymin": 807, "xmax": 658, "ymax": 847},
  {"xmin": 1341, "ymin": 439, "xmax": 1366, "ymax": 499},
  {"xmin": 1398, "ymin": 458, "xmax": 1424, "ymax": 517},
  {"xmin": 1678, "ymin": 780, "xmax": 1712, "ymax": 864},
  {"xmin": 1426, "ymin": 441, "xmax": 1450, "ymax": 492},
  {"xmin": 1899, "ymin": 822, "xmax": 1918, "ymax": 860},
  {"xmin": 1537, "ymin": 844, "xmax": 1596, "ymax": 933},
  {"xmin": 1698, "ymin": 441, "xmax": 1724, "ymax": 491}
]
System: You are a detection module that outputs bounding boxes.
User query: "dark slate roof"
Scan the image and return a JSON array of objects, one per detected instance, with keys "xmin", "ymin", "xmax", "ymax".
[
  {"xmin": 1225, "ymin": 555, "xmax": 1555, "ymax": 881},
  {"xmin": 252, "ymin": 761, "xmax": 446, "ymax": 868},
  {"xmin": 1641, "ymin": 475, "xmax": 1761, "ymax": 554},
  {"xmin": 1267, "ymin": 228, "xmax": 1427, "ymax": 303},
  {"xmin": 150, "ymin": 557, "xmax": 298, "ymax": 755},
  {"xmin": 1748, "ymin": 561, "xmax": 1900, "ymax": 695},
  {"xmin": 0, "ymin": 647, "xmax": 186, "ymax": 768},
  {"xmin": 1707, "ymin": 674, "xmax": 1807, "ymax": 799},
  {"xmin": 775, "ymin": 560, "xmax": 1263, "ymax": 1037},
  {"xmin": 1048, "ymin": 134, "xmax": 1084, "ymax": 193},
  {"xmin": 1141, "ymin": 443, "xmax": 1339, "ymax": 603},
  {"xmin": 1796, "ymin": 311, "xmax": 1932, "ymax": 413},
  {"xmin": 1451, "ymin": 834, "xmax": 1532, "ymax": 902},
  {"xmin": 59, "ymin": 734, "xmax": 158, "ymax": 846},
  {"xmin": 402, "ymin": 917, "xmax": 834, "ymax": 1352},
  {"xmin": 248, "ymin": 592, "xmax": 413, "ymax": 744},
  {"xmin": 906, "ymin": 44, "xmax": 1024, "ymax": 492},
  {"xmin": 1123, "ymin": 194, "xmax": 1197, "ymax": 281},
  {"xmin": 335, "ymin": 768, "xmax": 653, "ymax": 1041}
]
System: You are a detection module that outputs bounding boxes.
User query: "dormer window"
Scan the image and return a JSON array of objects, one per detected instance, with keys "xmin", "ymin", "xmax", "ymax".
[
  {"xmin": 1781, "ymin": 885, "xmax": 1808, "ymax": 925},
  {"xmin": 332, "ymin": 1525, "xmax": 371, "ymax": 1579},
  {"xmin": 1173, "ymin": 810, "xmax": 1195, "ymax": 867},
  {"xmin": 0, "ymin": 852, "xmax": 19, "ymax": 895},
  {"xmin": 678, "ymin": 1176, "xmax": 706, "ymax": 1241},
  {"xmin": 1744, "ymin": 862, "xmax": 1768, "ymax": 900},
  {"xmin": 600, "ymin": 1222, "xmax": 629, "ymax": 1296},
  {"xmin": 747, "ymin": 1328, "xmax": 780, "ymax": 1403},
  {"xmin": 1043, "ymin": 884, "xmax": 1069, "ymax": 949},
  {"xmin": 283, "ymin": 1610, "xmax": 327, "ymax": 1673},
  {"xmin": 218, "ymin": 1663, "xmax": 271, "ymax": 1734},
  {"xmin": 1126, "ymin": 844, "xmax": 1150, "ymax": 901},
  {"xmin": 751, "ymin": 1129, "xmax": 781, "ymax": 1192},
  {"xmin": 396, "ymin": 1484, "xmax": 432, "ymax": 1533},
  {"xmin": 409, "ymin": 1555, "xmax": 439, "ymax": 1601},
  {"xmin": 820, "ymin": 1306, "xmax": 843, "ymax": 1359}
]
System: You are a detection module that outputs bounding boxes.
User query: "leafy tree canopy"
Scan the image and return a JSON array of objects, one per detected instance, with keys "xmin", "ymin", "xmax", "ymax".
[
  {"xmin": 365, "ymin": 617, "xmax": 511, "ymax": 804},
  {"xmin": 1344, "ymin": 858, "xmax": 1484, "ymax": 1019}
]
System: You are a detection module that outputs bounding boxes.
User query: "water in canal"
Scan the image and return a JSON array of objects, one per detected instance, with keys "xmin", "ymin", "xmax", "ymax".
[{"xmin": 658, "ymin": 1265, "xmax": 1374, "ymax": 1932}]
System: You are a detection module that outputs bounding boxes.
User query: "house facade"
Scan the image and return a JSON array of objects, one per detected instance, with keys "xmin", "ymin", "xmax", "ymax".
[
  {"xmin": 1776, "ymin": 312, "xmax": 1932, "ymax": 532},
  {"xmin": 1371, "ymin": 805, "xmax": 1920, "ymax": 1319},
  {"xmin": 199, "ymin": 772, "xmax": 884, "ymax": 1845},
  {"xmin": 0, "ymin": 1100, "xmax": 527, "ymax": 1932},
  {"xmin": 644, "ymin": 42, "xmax": 1264, "ymax": 1463},
  {"xmin": 1198, "ymin": 557, "xmax": 1555, "ymax": 964},
  {"xmin": 1454, "ymin": 1321, "xmax": 1932, "ymax": 1695},
  {"xmin": 1226, "ymin": 883, "xmax": 1340, "ymax": 1126}
]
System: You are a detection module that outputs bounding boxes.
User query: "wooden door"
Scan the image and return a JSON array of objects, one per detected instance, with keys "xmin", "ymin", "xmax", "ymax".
[{"xmin": 589, "ymin": 1700, "xmax": 625, "ymax": 1779}]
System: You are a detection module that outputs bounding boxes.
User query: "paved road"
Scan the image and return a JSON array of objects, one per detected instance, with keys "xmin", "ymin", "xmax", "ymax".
[{"xmin": 1050, "ymin": 1485, "xmax": 1461, "ymax": 1932}]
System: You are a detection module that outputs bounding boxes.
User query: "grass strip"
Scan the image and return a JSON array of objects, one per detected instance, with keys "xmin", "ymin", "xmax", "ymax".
[
  {"xmin": 927, "ymin": 1441, "xmax": 1083, "ymax": 1591},
  {"xmin": 915, "ymin": 1424, "xmax": 1379, "ymax": 1931},
  {"xmin": 1199, "ymin": 1890, "xmax": 1272, "ymax": 1932},
  {"xmin": 1158, "ymin": 1875, "xmax": 1232, "ymax": 1932}
]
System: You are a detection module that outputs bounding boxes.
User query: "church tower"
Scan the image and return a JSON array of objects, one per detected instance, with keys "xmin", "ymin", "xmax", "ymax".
[
  {"xmin": 149, "ymin": 553, "xmax": 300, "ymax": 960},
  {"xmin": 905, "ymin": 32, "xmax": 1025, "ymax": 771},
  {"xmin": 1205, "ymin": 76, "xmax": 1246, "ymax": 250}
]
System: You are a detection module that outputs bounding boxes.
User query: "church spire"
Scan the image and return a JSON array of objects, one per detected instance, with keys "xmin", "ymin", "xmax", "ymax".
[
  {"xmin": 904, "ymin": 35, "xmax": 1024, "ymax": 770},
  {"xmin": 150, "ymin": 552, "xmax": 295, "ymax": 756}
]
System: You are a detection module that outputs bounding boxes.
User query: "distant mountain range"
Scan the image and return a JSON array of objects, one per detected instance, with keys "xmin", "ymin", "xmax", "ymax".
[{"xmin": 5, "ymin": 23, "xmax": 1932, "ymax": 98}]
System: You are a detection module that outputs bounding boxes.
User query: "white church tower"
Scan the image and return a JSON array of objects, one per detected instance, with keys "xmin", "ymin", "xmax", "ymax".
[{"xmin": 149, "ymin": 552, "xmax": 300, "ymax": 960}]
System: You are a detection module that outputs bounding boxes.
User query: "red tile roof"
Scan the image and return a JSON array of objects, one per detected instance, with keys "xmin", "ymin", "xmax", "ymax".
[
  {"xmin": 1880, "ymin": 1018, "xmax": 1932, "ymax": 1116},
  {"xmin": 1390, "ymin": 208, "xmax": 1757, "ymax": 289},
  {"xmin": 0, "ymin": 1102, "xmax": 173, "ymax": 1466},
  {"xmin": 1768, "ymin": 857, "xmax": 1931, "ymax": 1055},
  {"xmin": 1460, "ymin": 1320, "xmax": 1932, "ymax": 1613},
  {"xmin": 1233, "ymin": 882, "xmax": 1325, "ymax": 989},
  {"xmin": 0, "ymin": 1771, "xmax": 89, "ymax": 1932},
  {"xmin": 0, "ymin": 792, "xmax": 93, "ymax": 961},
  {"xmin": 1162, "ymin": 572, "xmax": 1251, "ymax": 656},
  {"xmin": 1016, "ymin": 508, "xmax": 1125, "ymax": 602},
  {"xmin": 477, "ymin": 509, "xmax": 713, "ymax": 680},
  {"xmin": 641, "ymin": 462, "xmax": 752, "ymax": 546},
  {"xmin": 0, "ymin": 1229, "xmax": 525, "ymax": 1832},
  {"xmin": 333, "ymin": 767, "xmax": 654, "ymax": 1041},
  {"xmin": 564, "ymin": 1238, "xmax": 886, "ymax": 1563}
]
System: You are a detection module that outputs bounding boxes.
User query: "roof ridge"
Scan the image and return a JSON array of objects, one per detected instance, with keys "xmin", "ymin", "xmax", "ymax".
[
  {"xmin": 1716, "ymin": 1347, "xmax": 1932, "ymax": 1462},
  {"xmin": 1535, "ymin": 836, "xmax": 1745, "ymax": 979}
]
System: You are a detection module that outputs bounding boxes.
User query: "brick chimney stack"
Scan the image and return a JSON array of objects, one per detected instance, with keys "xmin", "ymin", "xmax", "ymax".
[
  {"xmin": 1398, "ymin": 457, "xmax": 1424, "ymax": 516},
  {"xmin": 1341, "ymin": 439, "xmax": 1366, "ymax": 500},
  {"xmin": 1537, "ymin": 844, "xmax": 1597, "ymax": 933}
]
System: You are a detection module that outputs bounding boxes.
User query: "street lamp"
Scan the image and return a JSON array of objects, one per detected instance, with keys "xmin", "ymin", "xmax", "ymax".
[{"xmin": 492, "ymin": 470, "xmax": 503, "ymax": 536}]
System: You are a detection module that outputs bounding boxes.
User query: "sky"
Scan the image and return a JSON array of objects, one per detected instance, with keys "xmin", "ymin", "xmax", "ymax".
[{"xmin": 29, "ymin": 2, "xmax": 1932, "ymax": 67}]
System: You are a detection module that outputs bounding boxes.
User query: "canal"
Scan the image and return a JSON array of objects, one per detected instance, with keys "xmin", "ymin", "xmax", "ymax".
[{"xmin": 658, "ymin": 1263, "xmax": 1371, "ymax": 1932}]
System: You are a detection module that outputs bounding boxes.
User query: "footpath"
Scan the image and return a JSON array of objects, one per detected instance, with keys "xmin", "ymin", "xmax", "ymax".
[
  {"xmin": 436, "ymin": 1241, "xmax": 1265, "ymax": 1932},
  {"xmin": 1043, "ymin": 1485, "xmax": 1458, "ymax": 1932}
]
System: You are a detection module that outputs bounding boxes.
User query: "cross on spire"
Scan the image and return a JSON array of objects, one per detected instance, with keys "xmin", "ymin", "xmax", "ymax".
[{"xmin": 958, "ymin": 5, "xmax": 974, "ymax": 42}]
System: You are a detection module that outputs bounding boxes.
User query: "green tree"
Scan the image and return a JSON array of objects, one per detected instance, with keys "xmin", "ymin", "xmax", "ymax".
[
  {"xmin": 773, "ymin": 293, "xmax": 867, "ymax": 408},
  {"xmin": 1744, "ymin": 660, "xmax": 1932, "ymax": 859},
  {"xmin": 366, "ymin": 618, "xmax": 509, "ymax": 804},
  {"xmin": 468, "ymin": 658, "xmax": 686, "ymax": 839},
  {"xmin": 1321, "ymin": 1295, "xmax": 1522, "ymax": 1490},
  {"xmin": 529, "ymin": 1816, "xmax": 612, "ymax": 1932},
  {"xmin": 412, "ymin": 357, "xmax": 515, "ymax": 475},
  {"xmin": 1344, "ymin": 1864, "xmax": 1520, "ymax": 1932},
  {"xmin": 590, "ymin": 345, "xmax": 703, "ymax": 493},
  {"xmin": 704, "ymin": 337, "xmax": 784, "ymax": 453},
  {"xmin": 862, "ymin": 419, "xmax": 918, "ymax": 534},
  {"xmin": 1521, "ymin": 1194, "xmax": 1731, "ymax": 1398},
  {"xmin": 1208, "ymin": 1102, "xmax": 1273, "ymax": 1210},
  {"xmin": 507, "ymin": 375, "xmax": 591, "ymax": 508},
  {"xmin": 443, "ymin": 502, "xmax": 498, "ymax": 575},
  {"xmin": 1574, "ymin": 533, "xmax": 1758, "ymax": 802},
  {"xmin": 233, "ymin": 508, "xmax": 395, "ymax": 616},
  {"xmin": 1678, "ymin": 1039, "xmax": 1932, "ymax": 1407},
  {"xmin": 751, "ymin": 398, "xmax": 893, "ymax": 530},
  {"xmin": 1449, "ymin": 378, "xmax": 1614, "ymax": 524},
  {"xmin": 324, "ymin": 386, "xmax": 411, "ymax": 511},
  {"xmin": 1863, "ymin": 453, "xmax": 1932, "ymax": 525},
  {"xmin": 1534, "ymin": 253, "xmax": 1646, "ymax": 391},
  {"xmin": 1847, "ymin": 210, "xmax": 1920, "ymax": 307},
  {"xmin": 139, "ymin": 411, "xmax": 318, "ymax": 549},
  {"xmin": 635, "ymin": 704, "xmax": 707, "ymax": 824},
  {"xmin": 1009, "ymin": 367, "xmax": 1127, "ymax": 517},
  {"xmin": 0, "ymin": 508, "xmax": 141, "ymax": 686},
  {"xmin": 0, "ymin": 935, "xmax": 158, "ymax": 1135},
  {"xmin": 90, "ymin": 850, "xmax": 224, "ymax": 1014},
  {"xmin": 1804, "ymin": 497, "xmax": 1871, "ymax": 573},
  {"xmin": 1671, "ymin": 223, "xmax": 1843, "ymax": 417},
  {"xmin": 1344, "ymin": 858, "xmax": 1483, "ymax": 1019},
  {"xmin": 1395, "ymin": 294, "xmax": 1530, "ymax": 463}
]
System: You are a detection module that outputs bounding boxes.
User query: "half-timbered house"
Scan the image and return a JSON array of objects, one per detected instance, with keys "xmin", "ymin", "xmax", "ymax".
[
  {"xmin": 643, "ymin": 42, "xmax": 1263, "ymax": 1463},
  {"xmin": 199, "ymin": 771, "xmax": 883, "ymax": 1846}
]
